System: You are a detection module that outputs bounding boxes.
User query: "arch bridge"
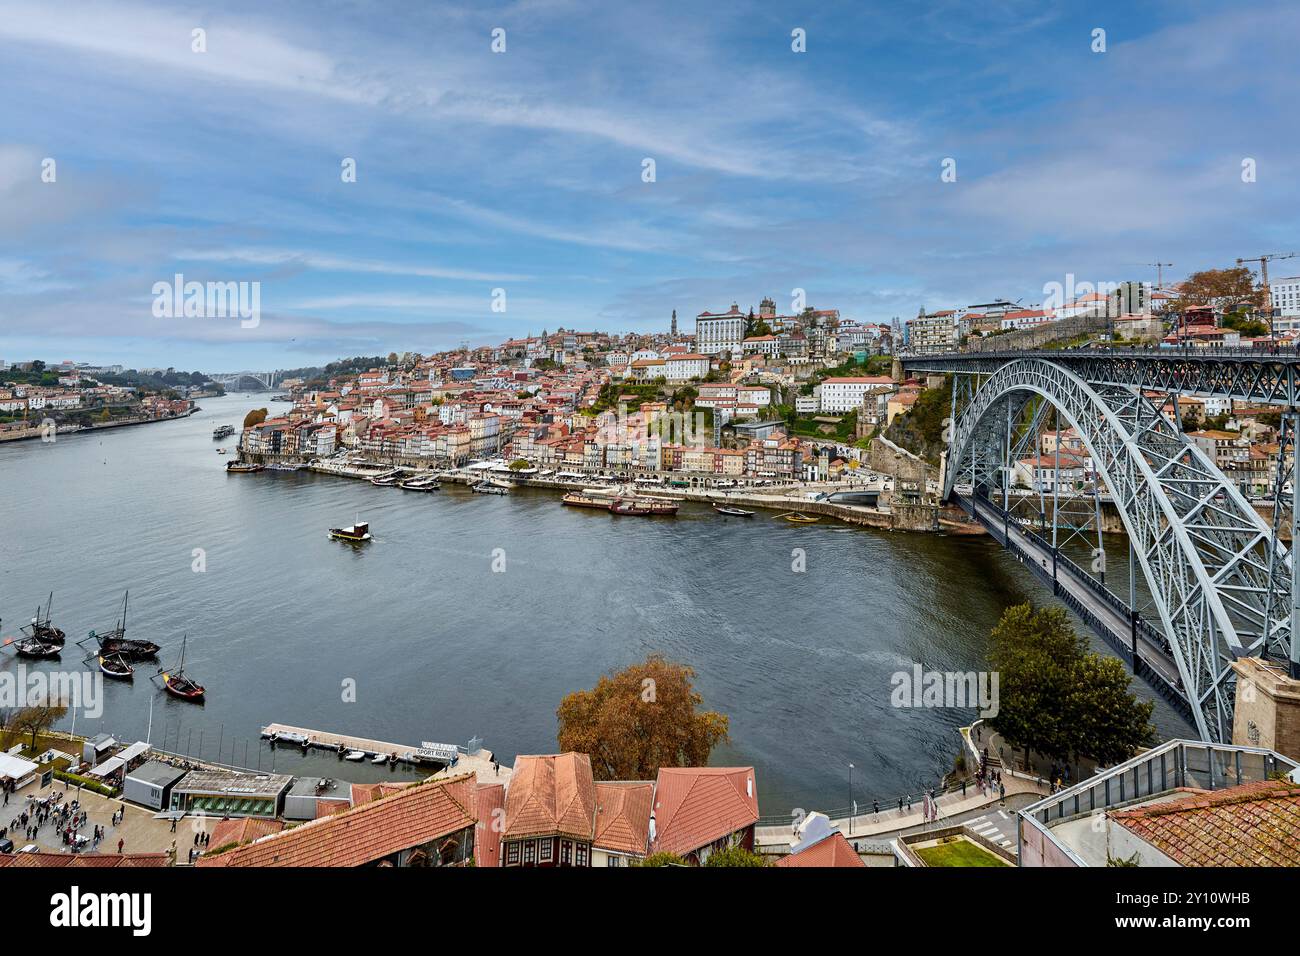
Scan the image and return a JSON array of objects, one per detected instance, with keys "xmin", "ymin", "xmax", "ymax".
[{"xmin": 902, "ymin": 349, "xmax": 1300, "ymax": 743}]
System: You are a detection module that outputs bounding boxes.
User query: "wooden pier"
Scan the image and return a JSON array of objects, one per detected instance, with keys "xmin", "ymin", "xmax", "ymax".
[{"xmin": 260, "ymin": 723, "xmax": 510, "ymax": 784}]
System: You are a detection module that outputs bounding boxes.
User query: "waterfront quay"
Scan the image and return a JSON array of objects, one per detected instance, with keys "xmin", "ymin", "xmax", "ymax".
[{"xmin": 246, "ymin": 450, "xmax": 979, "ymax": 534}]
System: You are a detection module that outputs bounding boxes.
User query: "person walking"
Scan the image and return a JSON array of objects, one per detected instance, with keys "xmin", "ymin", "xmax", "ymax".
[{"xmin": 117, "ymin": 837, "xmax": 124, "ymax": 854}]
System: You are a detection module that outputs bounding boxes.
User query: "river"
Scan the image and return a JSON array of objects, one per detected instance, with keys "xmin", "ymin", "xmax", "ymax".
[{"xmin": 0, "ymin": 394, "xmax": 1191, "ymax": 813}]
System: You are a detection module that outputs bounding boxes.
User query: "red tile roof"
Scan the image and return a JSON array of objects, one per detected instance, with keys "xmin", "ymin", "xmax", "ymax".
[
  {"xmin": 503, "ymin": 753, "xmax": 597, "ymax": 842},
  {"xmin": 594, "ymin": 781, "xmax": 654, "ymax": 856},
  {"xmin": 197, "ymin": 774, "xmax": 477, "ymax": 867},
  {"xmin": 773, "ymin": 831, "xmax": 865, "ymax": 868},
  {"xmin": 650, "ymin": 767, "xmax": 759, "ymax": 856},
  {"xmin": 1111, "ymin": 780, "xmax": 1300, "ymax": 867},
  {"xmin": 475, "ymin": 783, "xmax": 506, "ymax": 868},
  {"xmin": 209, "ymin": 816, "xmax": 286, "ymax": 850}
]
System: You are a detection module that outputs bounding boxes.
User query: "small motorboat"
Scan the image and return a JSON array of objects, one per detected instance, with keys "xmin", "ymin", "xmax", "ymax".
[
  {"xmin": 714, "ymin": 506, "xmax": 755, "ymax": 517},
  {"xmin": 470, "ymin": 481, "xmax": 508, "ymax": 495},
  {"xmin": 778, "ymin": 512, "xmax": 820, "ymax": 524},
  {"xmin": 98, "ymin": 653, "xmax": 134, "ymax": 680},
  {"xmin": 216, "ymin": 448, "xmax": 227, "ymax": 455},
  {"xmin": 213, "ymin": 424, "xmax": 235, "ymax": 440},
  {"xmin": 329, "ymin": 520, "xmax": 371, "ymax": 542},
  {"xmin": 344, "ymin": 750, "xmax": 367, "ymax": 762},
  {"xmin": 370, "ymin": 753, "xmax": 389, "ymax": 764}
]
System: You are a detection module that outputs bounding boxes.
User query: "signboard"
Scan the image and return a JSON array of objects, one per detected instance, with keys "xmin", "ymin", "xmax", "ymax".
[{"xmin": 418, "ymin": 741, "xmax": 460, "ymax": 763}]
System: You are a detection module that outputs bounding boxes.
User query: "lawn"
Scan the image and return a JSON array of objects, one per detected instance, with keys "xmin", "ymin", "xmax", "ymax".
[{"xmin": 915, "ymin": 839, "xmax": 1009, "ymax": 868}]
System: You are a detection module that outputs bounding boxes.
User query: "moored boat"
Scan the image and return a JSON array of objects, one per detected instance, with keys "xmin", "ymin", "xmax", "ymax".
[
  {"xmin": 398, "ymin": 475, "xmax": 441, "ymax": 491},
  {"xmin": 226, "ymin": 460, "xmax": 264, "ymax": 473},
  {"xmin": 562, "ymin": 491, "xmax": 613, "ymax": 509},
  {"xmin": 470, "ymin": 481, "xmax": 508, "ymax": 495},
  {"xmin": 344, "ymin": 750, "xmax": 367, "ymax": 761},
  {"xmin": 98, "ymin": 653, "xmax": 134, "ymax": 680},
  {"xmin": 778, "ymin": 511, "xmax": 820, "ymax": 523},
  {"xmin": 157, "ymin": 634, "xmax": 205, "ymax": 702},
  {"xmin": 82, "ymin": 592, "xmax": 161, "ymax": 660},
  {"xmin": 4, "ymin": 636, "xmax": 61, "ymax": 659},
  {"xmin": 609, "ymin": 499, "xmax": 654, "ymax": 516},
  {"xmin": 714, "ymin": 506, "xmax": 755, "ymax": 517},
  {"xmin": 213, "ymin": 424, "xmax": 235, "ymax": 440},
  {"xmin": 26, "ymin": 593, "xmax": 66, "ymax": 645}
]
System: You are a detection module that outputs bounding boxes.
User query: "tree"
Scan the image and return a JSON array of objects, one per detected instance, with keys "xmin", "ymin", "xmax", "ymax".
[
  {"xmin": 988, "ymin": 603, "xmax": 1154, "ymax": 767},
  {"xmin": 1171, "ymin": 267, "xmax": 1263, "ymax": 312},
  {"xmin": 704, "ymin": 845, "xmax": 767, "ymax": 867},
  {"xmin": 988, "ymin": 604, "xmax": 1089, "ymax": 764},
  {"xmin": 635, "ymin": 852, "xmax": 686, "ymax": 867},
  {"xmin": 556, "ymin": 654, "xmax": 730, "ymax": 780},
  {"xmin": 242, "ymin": 407, "xmax": 268, "ymax": 428},
  {"xmin": 1065, "ymin": 655, "xmax": 1155, "ymax": 765},
  {"xmin": 10, "ymin": 703, "xmax": 67, "ymax": 750}
]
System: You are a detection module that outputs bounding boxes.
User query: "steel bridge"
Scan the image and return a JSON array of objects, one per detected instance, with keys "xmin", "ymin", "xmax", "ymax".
[
  {"xmin": 211, "ymin": 370, "xmax": 283, "ymax": 390},
  {"xmin": 901, "ymin": 349, "xmax": 1300, "ymax": 744}
]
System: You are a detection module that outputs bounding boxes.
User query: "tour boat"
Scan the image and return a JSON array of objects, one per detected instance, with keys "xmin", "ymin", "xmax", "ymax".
[
  {"xmin": 370, "ymin": 474, "xmax": 401, "ymax": 487},
  {"xmin": 713, "ymin": 506, "xmax": 755, "ymax": 517},
  {"xmin": 562, "ymin": 491, "xmax": 613, "ymax": 509},
  {"xmin": 213, "ymin": 424, "xmax": 235, "ymax": 440},
  {"xmin": 778, "ymin": 512, "xmax": 820, "ymax": 523},
  {"xmin": 470, "ymin": 481, "xmax": 508, "ymax": 495},
  {"xmin": 225, "ymin": 460, "xmax": 264, "ymax": 473},
  {"xmin": 398, "ymin": 475, "xmax": 441, "ymax": 492},
  {"xmin": 98, "ymin": 652, "xmax": 134, "ymax": 680},
  {"xmin": 157, "ymin": 634, "xmax": 206, "ymax": 702},
  {"xmin": 83, "ymin": 592, "xmax": 161, "ymax": 660},
  {"xmin": 609, "ymin": 498, "xmax": 654, "ymax": 516},
  {"xmin": 329, "ymin": 520, "xmax": 371, "ymax": 542}
]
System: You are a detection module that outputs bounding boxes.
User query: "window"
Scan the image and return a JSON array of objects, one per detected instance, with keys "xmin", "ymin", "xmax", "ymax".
[
  {"xmin": 576, "ymin": 843, "xmax": 589, "ymax": 867},
  {"xmin": 538, "ymin": 838, "xmax": 553, "ymax": 862},
  {"xmin": 523, "ymin": 841, "xmax": 535, "ymax": 864},
  {"xmin": 507, "ymin": 842, "xmax": 519, "ymax": 865},
  {"xmin": 607, "ymin": 854, "xmax": 622, "ymax": 867},
  {"xmin": 560, "ymin": 840, "xmax": 571, "ymax": 865}
]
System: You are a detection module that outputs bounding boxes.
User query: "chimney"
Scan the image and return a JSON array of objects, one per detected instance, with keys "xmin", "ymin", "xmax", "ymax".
[{"xmin": 746, "ymin": 776, "xmax": 753, "ymax": 798}]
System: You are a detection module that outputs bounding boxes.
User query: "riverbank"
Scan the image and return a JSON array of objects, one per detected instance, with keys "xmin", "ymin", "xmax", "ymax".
[
  {"xmin": 239, "ymin": 451, "xmax": 984, "ymax": 535},
  {"xmin": 0, "ymin": 406, "xmax": 198, "ymax": 443}
]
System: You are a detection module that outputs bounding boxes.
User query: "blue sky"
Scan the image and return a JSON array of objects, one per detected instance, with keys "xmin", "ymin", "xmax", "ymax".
[{"xmin": 0, "ymin": 0, "xmax": 1296, "ymax": 371}]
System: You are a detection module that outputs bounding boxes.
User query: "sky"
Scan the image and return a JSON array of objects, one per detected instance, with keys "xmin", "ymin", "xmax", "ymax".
[{"xmin": 0, "ymin": 0, "xmax": 1297, "ymax": 372}]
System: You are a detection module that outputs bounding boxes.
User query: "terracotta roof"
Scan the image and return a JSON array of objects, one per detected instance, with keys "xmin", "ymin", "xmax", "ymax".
[
  {"xmin": 593, "ymin": 781, "xmax": 654, "ymax": 856},
  {"xmin": 0, "ymin": 852, "xmax": 168, "ymax": 868},
  {"xmin": 503, "ymin": 753, "xmax": 597, "ymax": 842},
  {"xmin": 475, "ymin": 783, "xmax": 506, "ymax": 868},
  {"xmin": 774, "ymin": 831, "xmax": 866, "ymax": 868},
  {"xmin": 1110, "ymin": 780, "xmax": 1300, "ymax": 867},
  {"xmin": 209, "ymin": 816, "xmax": 286, "ymax": 849},
  {"xmin": 197, "ymin": 774, "xmax": 477, "ymax": 867},
  {"xmin": 650, "ymin": 767, "xmax": 759, "ymax": 856}
]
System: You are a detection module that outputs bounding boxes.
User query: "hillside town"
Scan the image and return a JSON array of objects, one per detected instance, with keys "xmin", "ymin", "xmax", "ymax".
[{"xmin": 232, "ymin": 268, "xmax": 1299, "ymax": 504}]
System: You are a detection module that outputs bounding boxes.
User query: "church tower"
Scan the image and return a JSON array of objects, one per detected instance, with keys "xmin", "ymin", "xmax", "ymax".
[{"xmin": 671, "ymin": 309, "xmax": 678, "ymax": 337}]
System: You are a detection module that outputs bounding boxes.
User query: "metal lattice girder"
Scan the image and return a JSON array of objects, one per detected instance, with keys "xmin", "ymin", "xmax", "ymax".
[
  {"xmin": 945, "ymin": 358, "xmax": 1293, "ymax": 743},
  {"xmin": 907, "ymin": 350, "xmax": 1300, "ymax": 407}
]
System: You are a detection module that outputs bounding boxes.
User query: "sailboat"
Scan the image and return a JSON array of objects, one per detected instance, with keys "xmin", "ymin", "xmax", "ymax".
[
  {"xmin": 156, "ymin": 634, "xmax": 206, "ymax": 702},
  {"xmin": 81, "ymin": 592, "xmax": 161, "ymax": 661},
  {"xmin": 4, "ymin": 593, "xmax": 66, "ymax": 659},
  {"xmin": 97, "ymin": 652, "xmax": 134, "ymax": 680}
]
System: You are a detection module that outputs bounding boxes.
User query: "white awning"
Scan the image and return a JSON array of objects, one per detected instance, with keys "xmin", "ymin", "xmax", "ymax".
[
  {"xmin": 0, "ymin": 752, "xmax": 38, "ymax": 781},
  {"xmin": 116, "ymin": 741, "xmax": 150, "ymax": 764},
  {"xmin": 86, "ymin": 755, "xmax": 125, "ymax": 778}
]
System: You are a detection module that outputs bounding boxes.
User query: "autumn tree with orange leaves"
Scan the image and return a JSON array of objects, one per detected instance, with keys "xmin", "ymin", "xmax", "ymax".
[{"xmin": 556, "ymin": 654, "xmax": 730, "ymax": 781}]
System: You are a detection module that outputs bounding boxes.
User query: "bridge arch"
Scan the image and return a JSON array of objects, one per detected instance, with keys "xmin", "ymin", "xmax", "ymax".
[{"xmin": 945, "ymin": 358, "xmax": 1290, "ymax": 742}]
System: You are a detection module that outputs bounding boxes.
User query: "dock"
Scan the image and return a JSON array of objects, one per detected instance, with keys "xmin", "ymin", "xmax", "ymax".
[{"xmin": 259, "ymin": 723, "xmax": 510, "ymax": 784}]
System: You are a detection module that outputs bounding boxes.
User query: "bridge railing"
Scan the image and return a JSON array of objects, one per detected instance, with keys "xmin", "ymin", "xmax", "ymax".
[
  {"xmin": 961, "ymin": 492, "xmax": 1193, "ymax": 725},
  {"xmin": 902, "ymin": 343, "xmax": 1300, "ymax": 360}
]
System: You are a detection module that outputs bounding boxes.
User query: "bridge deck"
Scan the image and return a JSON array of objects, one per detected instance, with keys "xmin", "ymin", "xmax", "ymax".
[{"xmin": 959, "ymin": 494, "xmax": 1193, "ymax": 725}]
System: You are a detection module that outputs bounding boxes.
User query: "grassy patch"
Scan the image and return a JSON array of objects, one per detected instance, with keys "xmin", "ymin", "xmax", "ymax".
[{"xmin": 915, "ymin": 838, "xmax": 1008, "ymax": 868}]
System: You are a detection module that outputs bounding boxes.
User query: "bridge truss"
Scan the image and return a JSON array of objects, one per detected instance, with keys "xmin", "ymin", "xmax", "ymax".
[{"xmin": 941, "ymin": 358, "xmax": 1295, "ymax": 743}]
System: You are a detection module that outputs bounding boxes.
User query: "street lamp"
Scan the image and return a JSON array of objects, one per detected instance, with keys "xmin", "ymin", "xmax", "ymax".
[{"xmin": 848, "ymin": 763, "xmax": 855, "ymax": 836}]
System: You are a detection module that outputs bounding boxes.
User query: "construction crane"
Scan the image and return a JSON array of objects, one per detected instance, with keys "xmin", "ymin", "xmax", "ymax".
[
  {"xmin": 1146, "ymin": 261, "xmax": 1173, "ymax": 291},
  {"xmin": 1236, "ymin": 252, "xmax": 1298, "ymax": 317}
]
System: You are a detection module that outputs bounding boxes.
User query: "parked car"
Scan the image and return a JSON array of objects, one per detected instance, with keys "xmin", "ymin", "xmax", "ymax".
[{"xmin": 0, "ymin": 839, "xmax": 14, "ymax": 854}]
